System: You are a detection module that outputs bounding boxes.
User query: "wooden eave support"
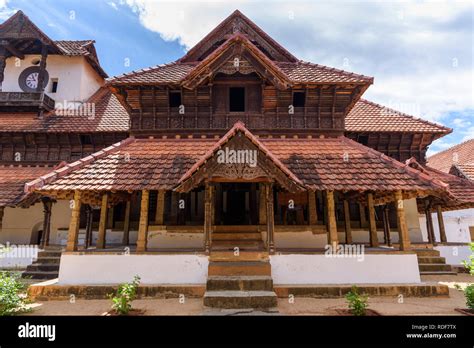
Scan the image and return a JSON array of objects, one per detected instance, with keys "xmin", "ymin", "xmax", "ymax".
[
  {"xmin": 136, "ymin": 190, "xmax": 150, "ymax": 252},
  {"xmin": 395, "ymin": 190, "xmax": 411, "ymax": 251},
  {"xmin": 343, "ymin": 199, "xmax": 352, "ymax": 244},
  {"xmin": 436, "ymin": 204, "xmax": 447, "ymax": 243},
  {"xmin": 367, "ymin": 192, "xmax": 379, "ymax": 247},
  {"xmin": 66, "ymin": 191, "xmax": 82, "ymax": 252},
  {"xmin": 97, "ymin": 193, "xmax": 109, "ymax": 249},
  {"xmin": 326, "ymin": 190, "xmax": 338, "ymax": 248}
]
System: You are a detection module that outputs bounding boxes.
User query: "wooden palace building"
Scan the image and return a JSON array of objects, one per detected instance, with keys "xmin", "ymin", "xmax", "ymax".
[{"xmin": 1, "ymin": 10, "xmax": 473, "ymax": 301}]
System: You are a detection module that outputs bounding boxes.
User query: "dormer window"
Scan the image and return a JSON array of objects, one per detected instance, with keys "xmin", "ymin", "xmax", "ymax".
[
  {"xmin": 292, "ymin": 91, "xmax": 305, "ymax": 107},
  {"xmin": 169, "ymin": 91, "xmax": 181, "ymax": 107}
]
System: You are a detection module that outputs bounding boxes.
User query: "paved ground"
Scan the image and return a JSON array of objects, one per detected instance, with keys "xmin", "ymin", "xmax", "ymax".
[{"xmin": 22, "ymin": 274, "xmax": 472, "ymax": 316}]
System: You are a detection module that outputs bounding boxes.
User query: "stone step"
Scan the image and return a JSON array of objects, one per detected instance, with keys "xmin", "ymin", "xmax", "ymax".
[
  {"xmin": 214, "ymin": 226, "xmax": 260, "ymax": 233},
  {"xmin": 414, "ymin": 249, "xmax": 440, "ymax": 257},
  {"xmin": 37, "ymin": 251, "xmax": 62, "ymax": 258},
  {"xmin": 25, "ymin": 263, "xmax": 60, "ymax": 272},
  {"xmin": 212, "ymin": 233, "xmax": 262, "ymax": 240},
  {"xmin": 35, "ymin": 256, "xmax": 61, "ymax": 264},
  {"xmin": 203, "ymin": 290, "xmax": 278, "ymax": 309},
  {"xmin": 208, "ymin": 261, "xmax": 271, "ymax": 276},
  {"xmin": 417, "ymin": 256, "xmax": 446, "ymax": 264},
  {"xmin": 22, "ymin": 271, "xmax": 59, "ymax": 280},
  {"xmin": 420, "ymin": 271, "xmax": 457, "ymax": 276},
  {"xmin": 210, "ymin": 251, "xmax": 269, "ymax": 262},
  {"xmin": 207, "ymin": 276, "xmax": 273, "ymax": 291},
  {"xmin": 418, "ymin": 263, "xmax": 453, "ymax": 272}
]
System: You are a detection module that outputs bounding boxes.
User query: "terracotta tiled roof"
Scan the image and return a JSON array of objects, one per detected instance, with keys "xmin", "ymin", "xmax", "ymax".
[
  {"xmin": 427, "ymin": 138, "xmax": 474, "ymax": 173},
  {"xmin": 0, "ymin": 165, "xmax": 54, "ymax": 206},
  {"xmin": 55, "ymin": 40, "xmax": 95, "ymax": 56},
  {"xmin": 346, "ymin": 99, "xmax": 452, "ymax": 134},
  {"xmin": 276, "ymin": 61, "xmax": 373, "ymax": 84},
  {"xmin": 26, "ymin": 128, "xmax": 445, "ymax": 195},
  {"xmin": 108, "ymin": 61, "xmax": 373, "ymax": 86},
  {"xmin": 0, "ymin": 88, "xmax": 129, "ymax": 133},
  {"xmin": 449, "ymin": 163, "xmax": 474, "ymax": 181},
  {"xmin": 107, "ymin": 62, "xmax": 197, "ymax": 86}
]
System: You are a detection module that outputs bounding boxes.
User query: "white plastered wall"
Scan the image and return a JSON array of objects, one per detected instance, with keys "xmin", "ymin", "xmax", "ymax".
[{"xmin": 420, "ymin": 208, "xmax": 474, "ymax": 243}]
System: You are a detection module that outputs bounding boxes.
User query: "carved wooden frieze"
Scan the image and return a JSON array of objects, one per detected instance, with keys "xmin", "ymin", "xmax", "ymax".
[{"xmin": 217, "ymin": 57, "xmax": 256, "ymax": 75}]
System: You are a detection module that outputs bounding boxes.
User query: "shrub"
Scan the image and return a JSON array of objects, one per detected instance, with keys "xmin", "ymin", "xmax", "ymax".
[
  {"xmin": 0, "ymin": 271, "xmax": 29, "ymax": 316},
  {"xmin": 462, "ymin": 242, "xmax": 474, "ymax": 275},
  {"xmin": 464, "ymin": 284, "xmax": 474, "ymax": 310},
  {"xmin": 110, "ymin": 275, "xmax": 141, "ymax": 315},
  {"xmin": 345, "ymin": 285, "xmax": 369, "ymax": 316}
]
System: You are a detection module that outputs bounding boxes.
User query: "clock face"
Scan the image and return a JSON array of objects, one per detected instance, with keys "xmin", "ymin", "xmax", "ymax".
[
  {"xmin": 25, "ymin": 72, "xmax": 39, "ymax": 89},
  {"xmin": 18, "ymin": 66, "xmax": 49, "ymax": 92}
]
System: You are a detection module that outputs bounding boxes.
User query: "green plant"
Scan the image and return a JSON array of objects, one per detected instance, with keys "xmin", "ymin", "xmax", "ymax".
[
  {"xmin": 109, "ymin": 275, "xmax": 141, "ymax": 315},
  {"xmin": 0, "ymin": 271, "xmax": 30, "ymax": 316},
  {"xmin": 462, "ymin": 242, "xmax": 474, "ymax": 275},
  {"xmin": 463, "ymin": 284, "xmax": 474, "ymax": 310},
  {"xmin": 345, "ymin": 285, "xmax": 369, "ymax": 316}
]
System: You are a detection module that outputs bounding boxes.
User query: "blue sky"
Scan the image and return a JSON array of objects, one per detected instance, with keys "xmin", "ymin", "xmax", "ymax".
[{"xmin": 0, "ymin": 0, "xmax": 472, "ymax": 155}]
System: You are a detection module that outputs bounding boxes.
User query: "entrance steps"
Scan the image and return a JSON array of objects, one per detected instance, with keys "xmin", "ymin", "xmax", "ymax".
[
  {"xmin": 22, "ymin": 249, "xmax": 62, "ymax": 280},
  {"xmin": 414, "ymin": 249, "xmax": 456, "ymax": 276},
  {"xmin": 211, "ymin": 227, "xmax": 263, "ymax": 251},
  {"xmin": 204, "ymin": 251, "xmax": 278, "ymax": 309}
]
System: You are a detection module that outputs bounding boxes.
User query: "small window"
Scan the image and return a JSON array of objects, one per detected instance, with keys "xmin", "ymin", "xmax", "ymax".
[
  {"xmin": 50, "ymin": 79, "xmax": 59, "ymax": 93},
  {"xmin": 80, "ymin": 135, "xmax": 92, "ymax": 145},
  {"xmin": 292, "ymin": 91, "xmax": 305, "ymax": 107},
  {"xmin": 229, "ymin": 87, "xmax": 245, "ymax": 112},
  {"xmin": 169, "ymin": 91, "xmax": 182, "ymax": 107}
]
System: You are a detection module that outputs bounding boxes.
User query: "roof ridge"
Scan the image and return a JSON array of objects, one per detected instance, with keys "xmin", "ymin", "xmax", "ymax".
[
  {"xmin": 24, "ymin": 137, "xmax": 136, "ymax": 193},
  {"xmin": 359, "ymin": 98, "xmax": 452, "ymax": 133}
]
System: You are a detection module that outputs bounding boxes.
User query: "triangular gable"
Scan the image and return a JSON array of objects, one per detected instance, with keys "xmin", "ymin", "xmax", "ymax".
[
  {"xmin": 0, "ymin": 11, "xmax": 60, "ymax": 53},
  {"xmin": 176, "ymin": 121, "xmax": 304, "ymax": 192},
  {"xmin": 182, "ymin": 33, "xmax": 292, "ymax": 90},
  {"xmin": 180, "ymin": 10, "xmax": 297, "ymax": 63}
]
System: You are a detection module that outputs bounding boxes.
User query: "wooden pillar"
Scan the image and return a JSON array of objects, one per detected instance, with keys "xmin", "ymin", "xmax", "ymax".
[
  {"xmin": 395, "ymin": 190, "xmax": 410, "ymax": 251},
  {"xmin": 259, "ymin": 184, "xmax": 267, "ymax": 225},
  {"xmin": 382, "ymin": 205, "xmax": 392, "ymax": 247},
  {"xmin": 36, "ymin": 44, "xmax": 48, "ymax": 92},
  {"xmin": 40, "ymin": 198, "xmax": 52, "ymax": 248},
  {"xmin": 66, "ymin": 191, "xmax": 82, "ymax": 252},
  {"xmin": 170, "ymin": 192, "xmax": 178, "ymax": 224},
  {"xmin": 424, "ymin": 200, "xmax": 436, "ymax": 245},
  {"xmin": 84, "ymin": 205, "xmax": 93, "ymax": 249},
  {"xmin": 204, "ymin": 184, "xmax": 214, "ymax": 254},
  {"xmin": 326, "ymin": 190, "xmax": 338, "ymax": 247},
  {"xmin": 122, "ymin": 200, "xmax": 131, "ymax": 245},
  {"xmin": 155, "ymin": 190, "xmax": 165, "ymax": 225},
  {"xmin": 136, "ymin": 190, "xmax": 150, "ymax": 252},
  {"xmin": 0, "ymin": 46, "xmax": 6, "ymax": 88},
  {"xmin": 265, "ymin": 183, "xmax": 276, "ymax": 254},
  {"xmin": 436, "ymin": 204, "xmax": 447, "ymax": 243},
  {"xmin": 367, "ymin": 192, "xmax": 379, "ymax": 247},
  {"xmin": 343, "ymin": 199, "xmax": 352, "ymax": 244},
  {"xmin": 358, "ymin": 203, "xmax": 367, "ymax": 228},
  {"xmin": 0, "ymin": 206, "xmax": 4, "ymax": 230},
  {"xmin": 308, "ymin": 191, "xmax": 318, "ymax": 225},
  {"xmin": 97, "ymin": 193, "xmax": 109, "ymax": 249}
]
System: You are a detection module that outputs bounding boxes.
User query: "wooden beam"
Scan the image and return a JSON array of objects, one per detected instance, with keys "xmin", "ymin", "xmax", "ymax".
[
  {"xmin": 66, "ymin": 190, "xmax": 82, "ymax": 252},
  {"xmin": 136, "ymin": 190, "xmax": 150, "ymax": 252},
  {"xmin": 326, "ymin": 190, "xmax": 338, "ymax": 247},
  {"xmin": 96, "ymin": 193, "xmax": 109, "ymax": 249},
  {"xmin": 2, "ymin": 42, "xmax": 25, "ymax": 59},
  {"xmin": 122, "ymin": 200, "xmax": 131, "ymax": 246},
  {"xmin": 343, "ymin": 199, "xmax": 352, "ymax": 244},
  {"xmin": 308, "ymin": 190, "xmax": 318, "ymax": 225},
  {"xmin": 367, "ymin": 192, "xmax": 379, "ymax": 247},
  {"xmin": 395, "ymin": 190, "xmax": 411, "ymax": 251},
  {"xmin": 436, "ymin": 204, "xmax": 447, "ymax": 243},
  {"xmin": 266, "ymin": 183, "xmax": 275, "ymax": 254},
  {"xmin": 155, "ymin": 190, "xmax": 165, "ymax": 225}
]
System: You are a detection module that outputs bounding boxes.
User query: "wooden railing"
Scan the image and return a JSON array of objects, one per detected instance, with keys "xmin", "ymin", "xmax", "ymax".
[{"xmin": 0, "ymin": 92, "xmax": 55, "ymax": 111}]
